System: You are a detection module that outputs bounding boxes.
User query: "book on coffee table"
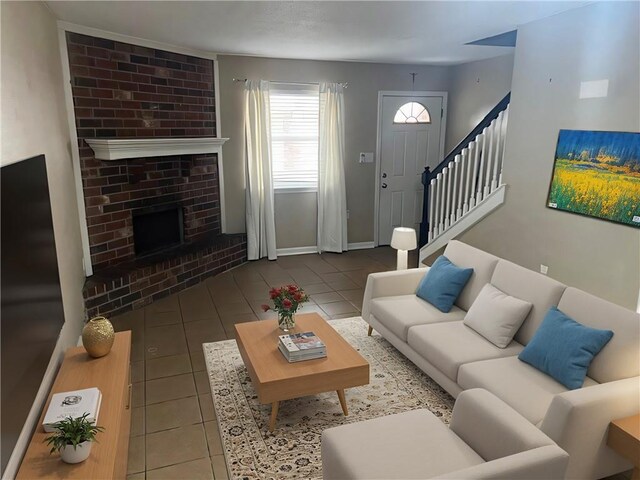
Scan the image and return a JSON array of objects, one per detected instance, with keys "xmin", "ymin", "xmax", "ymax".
[{"xmin": 278, "ymin": 331, "xmax": 327, "ymax": 362}]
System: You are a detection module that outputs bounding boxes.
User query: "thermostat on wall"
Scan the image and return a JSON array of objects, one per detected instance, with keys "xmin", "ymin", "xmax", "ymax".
[{"xmin": 359, "ymin": 152, "xmax": 374, "ymax": 164}]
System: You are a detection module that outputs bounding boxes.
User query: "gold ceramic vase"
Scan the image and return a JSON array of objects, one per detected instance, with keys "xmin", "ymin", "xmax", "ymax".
[{"xmin": 82, "ymin": 316, "xmax": 115, "ymax": 358}]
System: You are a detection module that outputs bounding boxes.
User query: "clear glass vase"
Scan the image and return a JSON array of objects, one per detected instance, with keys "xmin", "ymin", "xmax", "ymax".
[{"xmin": 278, "ymin": 312, "xmax": 295, "ymax": 332}]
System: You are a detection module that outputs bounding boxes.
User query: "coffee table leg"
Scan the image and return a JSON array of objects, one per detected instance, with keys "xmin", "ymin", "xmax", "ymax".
[
  {"xmin": 337, "ymin": 389, "xmax": 348, "ymax": 416},
  {"xmin": 367, "ymin": 325, "xmax": 373, "ymax": 336},
  {"xmin": 269, "ymin": 401, "xmax": 279, "ymax": 432}
]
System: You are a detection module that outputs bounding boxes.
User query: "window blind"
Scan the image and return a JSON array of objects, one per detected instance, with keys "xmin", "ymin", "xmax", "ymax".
[{"xmin": 269, "ymin": 84, "xmax": 319, "ymax": 191}]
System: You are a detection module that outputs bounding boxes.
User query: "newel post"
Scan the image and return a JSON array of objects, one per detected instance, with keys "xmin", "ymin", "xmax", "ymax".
[{"xmin": 419, "ymin": 166, "xmax": 431, "ymax": 248}]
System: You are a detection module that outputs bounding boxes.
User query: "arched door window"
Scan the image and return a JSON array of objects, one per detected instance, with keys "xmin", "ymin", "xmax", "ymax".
[{"xmin": 393, "ymin": 102, "xmax": 431, "ymax": 124}]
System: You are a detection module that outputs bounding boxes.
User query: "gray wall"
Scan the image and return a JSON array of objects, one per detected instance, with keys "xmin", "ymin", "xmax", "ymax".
[
  {"xmin": 0, "ymin": 1, "xmax": 87, "ymax": 475},
  {"xmin": 217, "ymin": 55, "xmax": 450, "ymax": 244},
  {"xmin": 445, "ymin": 54, "xmax": 514, "ymax": 153},
  {"xmin": 459, "ymin": 2, "xmax": 640, "ymax": 309}
]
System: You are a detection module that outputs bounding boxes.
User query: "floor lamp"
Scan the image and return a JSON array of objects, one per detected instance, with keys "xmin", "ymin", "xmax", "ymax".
[{"xmin": 391, "ymin": 227, "xmax": 417, "ymax": 270}]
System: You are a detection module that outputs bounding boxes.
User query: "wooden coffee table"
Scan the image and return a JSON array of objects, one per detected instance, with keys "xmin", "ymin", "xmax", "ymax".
[{"xmin": 235, "ymin": 313, "xmax": 369, "ymax": 431}]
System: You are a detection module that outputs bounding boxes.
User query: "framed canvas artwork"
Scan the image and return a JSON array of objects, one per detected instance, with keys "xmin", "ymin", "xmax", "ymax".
[{"xmin": 547, "ymin": 129, "xmax": 640, "ymax": 227}]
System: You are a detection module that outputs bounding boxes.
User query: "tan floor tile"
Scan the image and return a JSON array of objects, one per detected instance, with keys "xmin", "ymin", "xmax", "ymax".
[
  {"xmin": 179, "ymin": 286, "xmax": 219, "ymax": 323},
  {"xmin": 287, "ymin": 267, "xmax": 323, "ymax": 285},
  {"xmin": 337, "ymin": 289, "xmax": 365, "ymax": 302},
  {"xmin": 145, "ymin": 324, "xmax": 188, "ymax": 359},
  {"xmin": 146, "ymin": 295, "xmax": 180, "ymax": 314},
  {"xmin": 131, "ymin": 407, "xmax": 145, "ymax": 437},
  {"xmin": 190, "ymin": 348, "xmax": 207, "ymax": 372},
  {"xmin": 301, "ymin": 283, "xmax": 334, "ymax": 294},
  {"xmin": 185, "ymin": 319, "xmax": 227, "ymax": 346},
  {"xmin": 198, "ymin": 394, "xmax": 216, "ymax": 422},
  {"xmin": 194, "ymin": 370, "xmax": 211, "ymax": 395},
  {"xmin": 219, "ymin": 312, "xmax": 258, "ymax": 326},
  {"xmin": 145, "ymin": 424, "xmax": 208, "ymax": 470},
  {"xmin": 330, "ymin": 313, "xmax": 360, "ymax": 320},
  {"xmin": 319, "ymin": 301, "xmax": 359, "ymax": 316},
  {"xmin": 216, "ymin": 301, "xmax": 253, "ymax": 316},
  {"xmin": 320, "ymin": 272, "xmax": 360, "ymax": 290},
  {"xmin": 236, "ymin": 280, "xmax": 271, "ymax": 300},
  {"xmin": 127, "ymin": 473, "xmax": 145, "ymax": 480},
  {"xmin": 145, "ymin": 396, "xmax": 202, "ymax": 433},
  {"xmin": 145, "ymin": 373, "xmax": 196, "ymax": 405},
  {"xmin": 297, "ymin": 304, "xmax": 330, "ymax": 319},
  {"xmin": 146, "ymin": 354, "xmax": 192, "ymax": 380},
  {"xmin": 127, "ymin": 435, "xmax": 145, "ymax": 474},
  {"xmin": 210, "ymin": 455, "xmax": 229, "ymax": 480},
  {"xmin": 145, "ymin": 310, "xmax": 182, "ymax": 328},
  {"xmin": 204, "ymin": 421, "xmax": 223, "ymax": 456},
  {"xmin": 147, "ymin": 457, "xmax": 214, "ymax": 480},
  {"xmin": 310, "ymin": 292, "xmax": 343, "ymax": 304},
  {"xmin": 132, "ymin": 382, "xmax": 145, "ymax": 408},
  {"xmin": 232, "ymin": 267, "xmax": 265, "ymax": 283},
  {"xmin": 111, "ymin": 308, "xmax": 145, "ymax": 331},
  {"xmin": 131, "ymin": 361, "xmax": 145, "ymax": 384}
]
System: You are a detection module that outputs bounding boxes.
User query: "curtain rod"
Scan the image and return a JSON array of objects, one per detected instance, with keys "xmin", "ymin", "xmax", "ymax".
[{"xmin": 232, "ymin": 78, "xmax": 349, "ymax": 88}]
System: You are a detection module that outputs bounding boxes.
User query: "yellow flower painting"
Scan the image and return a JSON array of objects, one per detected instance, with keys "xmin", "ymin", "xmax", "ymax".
[{"xmin": 547, "ymin": 130, "xmax": 640, "ymax": 227}]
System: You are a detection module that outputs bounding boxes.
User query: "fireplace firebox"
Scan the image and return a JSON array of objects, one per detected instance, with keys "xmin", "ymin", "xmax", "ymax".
[{"xmin": 132, "ymin": 205, "xmax": 184, "ymax": 257}]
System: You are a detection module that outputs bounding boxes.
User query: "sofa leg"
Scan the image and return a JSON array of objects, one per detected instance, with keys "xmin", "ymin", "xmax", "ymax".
[{"xmin": 367, "ymin": 325, "xmax": 373, "ymax": 336}]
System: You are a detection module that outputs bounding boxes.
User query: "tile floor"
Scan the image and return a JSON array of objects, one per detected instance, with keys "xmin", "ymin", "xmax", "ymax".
[{"xmin": 112, "ymin": 247, "xmax": 414, "ymax": 479}]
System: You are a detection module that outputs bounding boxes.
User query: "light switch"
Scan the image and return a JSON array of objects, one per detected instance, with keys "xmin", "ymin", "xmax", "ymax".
[{"xmin": 359, "ymin": 152, "xmax": 374, "ymax": 164}]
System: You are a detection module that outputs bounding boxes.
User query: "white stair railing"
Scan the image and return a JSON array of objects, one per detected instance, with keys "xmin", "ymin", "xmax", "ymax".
[{"xmin": 423, "ymin": 104, "xmax": 510, "ymax": 248}]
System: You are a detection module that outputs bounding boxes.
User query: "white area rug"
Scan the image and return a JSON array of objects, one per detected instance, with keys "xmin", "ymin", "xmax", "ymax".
[{"xmin": 204, "ymin": 317, "xmax": 454, "ymax": 480}]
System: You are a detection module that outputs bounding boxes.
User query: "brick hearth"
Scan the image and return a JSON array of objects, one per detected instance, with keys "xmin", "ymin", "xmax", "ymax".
[{"xmin": 66, "ymin": 32, "xmax": 247, "ymax": 317}]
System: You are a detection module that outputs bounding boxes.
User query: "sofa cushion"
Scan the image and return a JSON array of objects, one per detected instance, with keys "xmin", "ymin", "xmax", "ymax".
[
  {"xmin": 370, "ymin": 295, "xmax": 465, "ymax": 342},
  {"xmin": 416, "ymin": 255, "xmax": 473, "ymax": 312},
  {"xmin": 458, "ymin": 356, "xmax": 599, "ymax": 424},
  {"xmin": 407, "ymin": 322, "xmax": 524, "ymax": 382},
  {"xmin": 518, "ymin": 307, "xmax": 613, "ymax": 389},
  {"xmin": 558, "ymin": 287, "xmax": 640, "ymax": 383},
  {"xmin": 321, "ymin": 409, "xmax": 484, "ymax": 480},
  {"xmin": 490, "ymin": 259, "xmax": 566, "ymax": 345},
  {"xmin": 443, "ymin": 240, "xmax": 500, "ymax": 311},
  {"xmin": 464, "ymin": 283, "xmax": 533, "ymax": 348}
]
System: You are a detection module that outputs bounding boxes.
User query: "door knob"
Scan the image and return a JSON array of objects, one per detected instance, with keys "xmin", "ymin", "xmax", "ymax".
[
  {"xmin": 382, "ymin": 183, "xmax": 388, "ymax": 189},
  {"xmin": 382, "ymin": 173, "xmax": 387, "ymax": 178}
]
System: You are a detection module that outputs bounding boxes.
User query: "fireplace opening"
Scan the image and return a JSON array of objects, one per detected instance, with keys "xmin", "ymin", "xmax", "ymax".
[{"xmin": 132, "ymin": 204, "xmax": 184, "ymax": 257}]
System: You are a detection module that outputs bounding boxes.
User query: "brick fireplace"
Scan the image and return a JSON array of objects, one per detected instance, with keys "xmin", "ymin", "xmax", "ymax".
[{"xmin": 66, "ymin": 32, "xmax": 247, "ymax": 318}]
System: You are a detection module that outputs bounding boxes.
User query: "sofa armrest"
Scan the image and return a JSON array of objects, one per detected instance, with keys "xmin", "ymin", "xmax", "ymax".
[
  {"xmin": 433, "ymin": 445, "xmax": 569, "ymax": 480},
  {"xmin": 361, "ymin": 267, "xmax": 428, "ymax": 321},
  {"xmin": 539, "ymin": 376, "xmax": 640, "ymax": 479},
  {"xmin": 450, "ymin": 389, "xmax": 556, "ymax": 462}
]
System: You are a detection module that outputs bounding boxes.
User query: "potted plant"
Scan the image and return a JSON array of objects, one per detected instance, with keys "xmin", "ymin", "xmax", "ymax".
[
  {"xmin": 262, "ymin": 284, "xmax": 310, "ymax": 331},
  {"xmin": 44, "ymin": 413, "xmax": 104, "ymax": 464}
]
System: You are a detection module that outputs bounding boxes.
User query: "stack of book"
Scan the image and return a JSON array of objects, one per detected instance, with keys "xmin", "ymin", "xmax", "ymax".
[
  {"xmin": 43, "ymin": 387, "xmax": 102, "ymax": 432},
  {"xmin": 278, "ymin": 331, "xmax": 327, "ymax": 362}
]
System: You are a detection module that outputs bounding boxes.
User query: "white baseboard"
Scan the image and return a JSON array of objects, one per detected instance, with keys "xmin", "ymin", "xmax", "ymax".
[
  {"xmin": 348, "ymin": 241, "xmax": 375, "ymax": 250},
  {"xmin": 276, "ymin": 246, "xmax": 318, "ymax": 256}
]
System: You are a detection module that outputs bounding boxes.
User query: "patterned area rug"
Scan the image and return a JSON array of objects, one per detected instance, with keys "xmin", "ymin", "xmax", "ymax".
[{"xmin": 204, "ymin": 317, "xmax": 454, "ymax": 480}]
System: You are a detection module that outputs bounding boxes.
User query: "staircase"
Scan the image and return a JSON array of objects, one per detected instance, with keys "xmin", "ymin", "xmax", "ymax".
[{"xmin": 419, "ymin": 93, "xmax": 511, "ymax": 263}]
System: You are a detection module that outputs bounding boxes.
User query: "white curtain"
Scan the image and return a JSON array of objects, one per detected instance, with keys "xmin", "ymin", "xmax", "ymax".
[
  {"xmin": 244, "ymin": 80, "xmax": 277, "ymax": 260},
  {"xmin": 318, "ymin": 82, "xmax": 348, "ymax": 253}
]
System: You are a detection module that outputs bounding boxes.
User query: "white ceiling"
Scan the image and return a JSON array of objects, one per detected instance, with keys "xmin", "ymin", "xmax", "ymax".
[{"xmin": 46, "ymin": 1, "xmax": 587, "ymax": 65}]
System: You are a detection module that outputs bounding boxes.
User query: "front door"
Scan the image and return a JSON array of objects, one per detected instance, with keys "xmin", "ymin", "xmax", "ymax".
[{"xmin": 378, "ymin": 94, "xmax": 444, "ymax": 245}]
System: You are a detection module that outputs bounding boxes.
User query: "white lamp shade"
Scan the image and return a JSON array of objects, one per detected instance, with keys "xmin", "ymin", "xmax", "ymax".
[{"xmin": 390, "ymin": 227, "xmax": 417, "ymax": 251}]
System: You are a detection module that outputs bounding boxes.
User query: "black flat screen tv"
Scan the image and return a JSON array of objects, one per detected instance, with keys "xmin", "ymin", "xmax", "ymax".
[{"xmin": 1, "ymin": 155, "xmax": 66, "ymax": 474}]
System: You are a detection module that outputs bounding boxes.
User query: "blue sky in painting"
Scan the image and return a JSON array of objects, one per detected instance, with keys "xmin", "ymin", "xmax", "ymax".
[{"xmin": 555, "ymin": 130, "xmax": 640, "ymax": 167}]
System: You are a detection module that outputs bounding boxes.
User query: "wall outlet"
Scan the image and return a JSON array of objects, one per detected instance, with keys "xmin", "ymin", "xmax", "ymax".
[{"xmin": 540, "ymin": 264, "xmax": 549, "ymax": 275}]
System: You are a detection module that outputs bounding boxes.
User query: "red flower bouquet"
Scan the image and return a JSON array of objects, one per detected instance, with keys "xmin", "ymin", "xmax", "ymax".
[{"xmin": 262, "ymin": 284, "xmax": 309, "ymax": 331}]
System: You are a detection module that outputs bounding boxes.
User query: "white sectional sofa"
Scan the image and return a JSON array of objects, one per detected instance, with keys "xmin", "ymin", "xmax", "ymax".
[{"xmin": 357, "ymin": 240, "xmax": 640, "ymax": 480}]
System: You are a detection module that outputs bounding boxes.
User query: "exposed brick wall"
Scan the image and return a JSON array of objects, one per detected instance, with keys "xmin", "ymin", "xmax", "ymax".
[
  {"xmin": 83, "ymin": 236, "xmax": 246, "ymax": 318},
  {"xmin": 66, "ymin": 32, "xmax": 247, "ymax": 318}
]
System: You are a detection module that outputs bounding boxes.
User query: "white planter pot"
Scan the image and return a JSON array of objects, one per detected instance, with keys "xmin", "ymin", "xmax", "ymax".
[{"xmin": 60, "ymin": 441, "xmax": 92, "ymax": 464}]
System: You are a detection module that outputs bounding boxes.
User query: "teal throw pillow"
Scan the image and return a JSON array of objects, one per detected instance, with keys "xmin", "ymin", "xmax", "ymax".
[
  {"xmin": 518, "ymin": 306, "xmax": 613, "ymax": 390},
  {"xmin": 416, "ymin": 255, "xmax": 473, "ymax": 313}
]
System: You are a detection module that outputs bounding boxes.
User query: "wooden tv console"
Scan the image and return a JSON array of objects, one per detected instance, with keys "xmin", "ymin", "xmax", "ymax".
[{"xmin": 17, "ymin": 331, "xmax": 132, "ymax": 479}]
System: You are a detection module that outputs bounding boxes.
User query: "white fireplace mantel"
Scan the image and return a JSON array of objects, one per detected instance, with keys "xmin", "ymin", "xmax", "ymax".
[{"xmin": 85, "ymin": 137, "xmax": 229, "ymax": 161}]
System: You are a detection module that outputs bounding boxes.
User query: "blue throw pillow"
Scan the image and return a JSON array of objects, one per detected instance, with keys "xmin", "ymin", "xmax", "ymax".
[
  {"xmin": 416, "ymin": 255, "xmax": 473, "ymax": 313},
  {"xmin": 518, "ymin": 307, "xmax": 614, "ymax": 390}
]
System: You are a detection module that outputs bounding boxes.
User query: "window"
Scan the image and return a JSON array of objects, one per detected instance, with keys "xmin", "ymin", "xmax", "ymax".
[
  {"xmin": 270, "ymin": 84, "xmax": 320, "ymax": 191},
  {"xmin": 393, "ymin": 102, "xmax": 431, "ymax": 124}
]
